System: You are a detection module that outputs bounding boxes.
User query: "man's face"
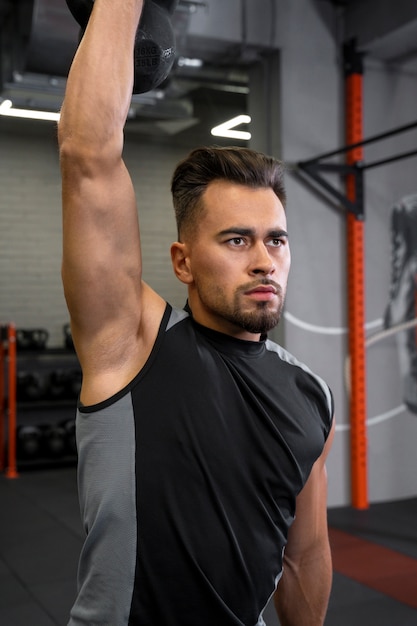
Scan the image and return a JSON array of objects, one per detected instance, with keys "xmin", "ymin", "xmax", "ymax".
[{"xmin": 173, "ymin": 179, "xmax": 291, "ymax": 340}]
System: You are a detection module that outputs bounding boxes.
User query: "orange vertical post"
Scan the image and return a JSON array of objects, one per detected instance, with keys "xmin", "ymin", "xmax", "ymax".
[
  {"xmin": 344, "ymin": 41, "xmax": 368, "ymax": 509},
  {"xmin": 6, "ymin": 323, "xmax": 18, "ymax": 479},
  {"xmin": 0, "ymin": 332, "xmax": 5, "ymax": 472}
]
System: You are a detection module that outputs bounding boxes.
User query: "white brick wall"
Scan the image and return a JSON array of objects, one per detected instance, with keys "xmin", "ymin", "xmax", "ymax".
[{"xmin": 0, "ymin": 118, "xmax": 191, "ymax": 346}]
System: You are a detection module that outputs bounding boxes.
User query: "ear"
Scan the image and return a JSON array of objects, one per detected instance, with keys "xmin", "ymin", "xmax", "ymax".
[{"xmin": 170, "ymin": 241, "xmax": 194, "ymax": 284}]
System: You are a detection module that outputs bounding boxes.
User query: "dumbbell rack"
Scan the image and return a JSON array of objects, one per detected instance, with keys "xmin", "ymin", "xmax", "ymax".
[{"xmin": 1, "ymin": 323, "xmax": 81, "ymax": 475}]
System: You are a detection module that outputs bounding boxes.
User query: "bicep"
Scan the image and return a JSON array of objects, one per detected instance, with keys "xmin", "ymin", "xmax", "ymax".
[{"xmin": 61, "ymin": 156, "xmax": 142, "ymax": 334}]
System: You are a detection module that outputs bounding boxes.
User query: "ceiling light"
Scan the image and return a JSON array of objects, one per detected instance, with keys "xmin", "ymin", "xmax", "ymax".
[
  {"xmin": 177, "ymin": 56, "xmax": 203, "ymax": 68},
  {"xmin": 211, "ymin": 115, "xmax": 251, "ymax": 141},
  {"xmin": 0, "ymin": 99, "xmax": 60, "ymax": 122}
]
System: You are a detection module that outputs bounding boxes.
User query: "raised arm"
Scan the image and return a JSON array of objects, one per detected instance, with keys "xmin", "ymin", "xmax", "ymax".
[
  {"xmin": 58, "ymin": 0, "xmax": 165, "ymax": 404},
  {"xmin": 274, "ymin": 418, "xmax": 336, "ymax": 626}
]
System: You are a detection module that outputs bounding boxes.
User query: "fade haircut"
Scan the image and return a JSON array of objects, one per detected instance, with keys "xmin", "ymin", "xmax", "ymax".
[{"xmin": 171, "ymin": 146, "xmax": 286, "ymax": 240}]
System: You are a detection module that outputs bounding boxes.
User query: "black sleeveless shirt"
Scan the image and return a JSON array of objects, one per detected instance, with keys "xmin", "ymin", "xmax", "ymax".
[{"xmin": 70, "ymin": 304, "xmax": 333, "ymax": 626}]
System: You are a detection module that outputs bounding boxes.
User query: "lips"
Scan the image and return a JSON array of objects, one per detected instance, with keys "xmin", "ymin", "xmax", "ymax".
[
  {"xmin": 245, "ymin": 285, "xmax": 277, "ymax": 295},
  {"xmin": 242, "ymin": 283, "xmax": 279, "ymax": 302}
]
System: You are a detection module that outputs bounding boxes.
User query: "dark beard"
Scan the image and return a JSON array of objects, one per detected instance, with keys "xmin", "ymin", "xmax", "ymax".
[
  {"xmin": 193, "ymin": 276, "xmax": 285, "ymax": 336},
  {"xmin": 227, "ymin": 299, "xmax": 284, "ymax": 334}
]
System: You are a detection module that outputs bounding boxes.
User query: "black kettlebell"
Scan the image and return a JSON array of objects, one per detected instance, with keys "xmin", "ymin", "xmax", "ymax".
[
  {"xmin": 16, "ymin": 425, "xmax": 42, "ymax": 460},
  {"xmin": 63, "ymin": 322, "xmax": 74, "ymax": 350},
  {"xmin": 60, "ymin": 419, "xmax": 77, "ymax": 456},
  {"xmin": 40, "ymin": 423, "xmax": 67, "ymax": 458},
  {"xmin": 65, "ymin": 0, "xmax": 179, "ymax": 94},
  {"xmin": 48, "ymin": 370, "xmax": 68, "ymax": 399},
  {"xmin": 17, "ymin": 371, "xmax": 47, "ymax": 401},
  {"xmin": 16, "ymin": 328, "xmax": 49, "ymax": 350}
]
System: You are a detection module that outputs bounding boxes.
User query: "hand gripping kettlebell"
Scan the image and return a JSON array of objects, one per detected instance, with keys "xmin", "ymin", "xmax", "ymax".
[{"xmin": 65, "ymin": 0, "xmax": 179, "ymax": 94}]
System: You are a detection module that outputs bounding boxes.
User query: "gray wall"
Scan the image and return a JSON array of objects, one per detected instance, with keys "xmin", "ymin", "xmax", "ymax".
[{"xmin": 1, "ymin": 0, "xmax": 417, "ymax": 510}]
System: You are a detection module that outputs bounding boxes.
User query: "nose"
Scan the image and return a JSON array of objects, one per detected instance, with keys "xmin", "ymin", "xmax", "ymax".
[{"xmin": 249, "ymin": 242, "xmax": 275, "ymax": 276}]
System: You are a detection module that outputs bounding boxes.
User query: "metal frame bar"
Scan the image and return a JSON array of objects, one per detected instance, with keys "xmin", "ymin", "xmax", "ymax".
[{"xmin": 297, "ymin": 120, "xmax": 417, "ymax": 219}]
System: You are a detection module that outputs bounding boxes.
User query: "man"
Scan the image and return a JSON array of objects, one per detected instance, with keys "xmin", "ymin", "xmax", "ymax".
[{"xmin": 58, "ymin": 1, "xmax": 335, "ymax": 625}]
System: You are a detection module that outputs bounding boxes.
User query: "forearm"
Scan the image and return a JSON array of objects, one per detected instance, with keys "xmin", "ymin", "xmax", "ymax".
[
  {"xmin": 59, "ymin": 0, "xmax": 143, "ymax": 156},
  {"xmin": 274, "ymin": 543, "xmax": 332, "ymax": 626}
]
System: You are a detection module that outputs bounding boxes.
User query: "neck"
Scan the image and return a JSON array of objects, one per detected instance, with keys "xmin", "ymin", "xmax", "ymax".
[{"xmin": 185, "ymin": 299, "xmax": 262, "ymax": 342}]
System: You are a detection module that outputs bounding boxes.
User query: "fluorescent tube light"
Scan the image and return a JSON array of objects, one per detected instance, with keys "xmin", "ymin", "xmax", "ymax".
[
  {"xmin": 211, "ymin": 114, "xmax": 251, "ymax": 141},
  {"xmin": 177, "ymin": 56, "xmax": 203, "ymax": 68},
  {"xmin": 0, "ymin": 99, "xmax": 60, "ymax": 122}
]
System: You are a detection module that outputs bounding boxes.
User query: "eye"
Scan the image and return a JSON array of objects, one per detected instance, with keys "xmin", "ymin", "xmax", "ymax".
[
  {"xmin": 268, "ymin": 237, "xmax": 287, "ymax": 247},
  {"xmin": 227, "ymin": 237, "xmax": 246, "ymax": 246}
]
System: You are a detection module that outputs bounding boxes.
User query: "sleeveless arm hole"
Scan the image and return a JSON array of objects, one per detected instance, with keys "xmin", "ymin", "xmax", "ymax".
[{"xmin": 78, "ymin": 302, "xmax": 174, "ymax": 413}]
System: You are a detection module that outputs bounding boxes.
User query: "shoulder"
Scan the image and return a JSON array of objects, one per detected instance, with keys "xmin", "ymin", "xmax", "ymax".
[{"xmin": 265, "ymin": 338, "xmax": 334, "ymax": 431}]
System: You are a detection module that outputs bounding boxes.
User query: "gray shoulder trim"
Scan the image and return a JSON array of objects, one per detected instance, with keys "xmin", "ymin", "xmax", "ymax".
[
  {"xmin": 166, "ymin": 306, "xmax": 189, "ymax": 331},
  {"xmin": 265, "ymin": 339, "xmax": 334, "ymax": 420}
]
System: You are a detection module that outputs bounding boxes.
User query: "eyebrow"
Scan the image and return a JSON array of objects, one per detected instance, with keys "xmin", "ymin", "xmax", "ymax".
[{"xmin": 217, "ymin": 227, "xmax": 289, "ymax": 239}]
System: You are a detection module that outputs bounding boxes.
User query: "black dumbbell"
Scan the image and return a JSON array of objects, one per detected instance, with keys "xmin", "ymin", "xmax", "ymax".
[{"xmin": 65, "ymin": 0, "xmax": 179, "ymax": 94}]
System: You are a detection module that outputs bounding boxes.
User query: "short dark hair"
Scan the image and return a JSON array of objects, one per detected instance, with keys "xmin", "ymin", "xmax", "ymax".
[{"xmin": 171, "ymin": 146, "xmax": 286, "ymax": 239}]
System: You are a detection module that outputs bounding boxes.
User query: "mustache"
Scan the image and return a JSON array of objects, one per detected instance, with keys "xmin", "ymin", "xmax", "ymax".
[{"xmin": 237, "ymin": 279, "xmax": 283, "ymax": 296}]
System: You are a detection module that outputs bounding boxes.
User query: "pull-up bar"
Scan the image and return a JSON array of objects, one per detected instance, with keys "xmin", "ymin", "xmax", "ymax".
[
  {"xmin": 300, "ymin": 118, "xmax": 417, "ymax": 165},
  {"xmin": 297, "ymin": 118, "xmax": 417, "ymax": 218}
]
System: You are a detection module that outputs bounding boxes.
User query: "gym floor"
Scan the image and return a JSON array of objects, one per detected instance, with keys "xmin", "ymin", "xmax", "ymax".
[{"xmin": 0, "ymin": 467, "xmax": 417, "ymax": 626}]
